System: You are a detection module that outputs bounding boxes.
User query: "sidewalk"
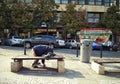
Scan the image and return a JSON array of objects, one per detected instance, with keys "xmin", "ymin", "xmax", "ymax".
[{"xmin": 0, "ymin": 47, "xmax": 120, "ymax": 84}]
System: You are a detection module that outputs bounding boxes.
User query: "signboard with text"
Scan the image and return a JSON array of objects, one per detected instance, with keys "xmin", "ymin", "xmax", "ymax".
[{"xmin": 77, "ymin": 28, "xmax": 112, "ymax": 42}]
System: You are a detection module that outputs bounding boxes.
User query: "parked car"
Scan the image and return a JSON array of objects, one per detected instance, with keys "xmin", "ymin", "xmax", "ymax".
[
  {"xmin": 111, "ymin": 43, "xmax": 120, "ymax": 51},
  {"xmin": 92, "ymin": 41, "xmax": 102, "ymax": 50},
  {"xmin": 101, "ymin": 41, "xmax": 112, "ymax": 50},
  {"xmin": 5, "ymin": 36, "xmax": 23, "ymax": 46},
  {"xmin": 92, "ymin": 41, "xmax": 119, "ymax": 51},
  {"xmin": 101, "ymin": 41, "xmax": 119, "ymax": 51},
  {"xmin": 21, "ymin": 35, "xmax": 62, "ymax": 49},
  {"xmin": 65, "ymin": 39, "xmax": 80, "ymax": 49},
  {"xmin": 55, "ymin": 36, "xmax": 65, "ymax": 48}
]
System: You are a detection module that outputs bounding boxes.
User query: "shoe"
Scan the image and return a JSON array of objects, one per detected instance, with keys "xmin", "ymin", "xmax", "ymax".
[
  {"xmin": 37, "ymin": 64, "xmax": 42, "ymax": 68},
  {"xmin": 32, "ymin": 63, "xmax": 38, "ymax": 68},
  {"xmin": 32, "ymin": 63, "xmax": 42, "ymax": 68},
  {"xmin": 43, "ymin": 64, "xmax": 46, "ymax": 68}
]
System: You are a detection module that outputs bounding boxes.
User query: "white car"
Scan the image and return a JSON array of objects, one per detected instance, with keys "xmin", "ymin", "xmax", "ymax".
[
  {"xmin": 55, "ymin": 37, "xmax": 65, "ymax": 47},
  {"xmin": 65, "ymin": 39, "xmax": 80, "ymax": 49},
  {"xmin": 5, "ymin": 36, "xmax": 22, "ymax": 46}
]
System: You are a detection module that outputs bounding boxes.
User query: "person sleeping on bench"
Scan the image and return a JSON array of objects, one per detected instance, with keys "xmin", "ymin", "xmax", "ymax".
[{"xmin": 31, "ymin": 45, "xmax": 56, "ymax": 68}]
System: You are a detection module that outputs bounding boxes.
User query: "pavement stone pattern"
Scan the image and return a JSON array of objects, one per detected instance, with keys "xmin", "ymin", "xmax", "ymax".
[{"xmin": 0, "ymin": 46, "xmax": 120, "ymax": 84}]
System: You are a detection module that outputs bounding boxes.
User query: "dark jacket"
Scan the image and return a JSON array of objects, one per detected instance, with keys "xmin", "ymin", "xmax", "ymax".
[{"xmin": 33, "ymin": 45, "xmax": 53, "ymax": 56}]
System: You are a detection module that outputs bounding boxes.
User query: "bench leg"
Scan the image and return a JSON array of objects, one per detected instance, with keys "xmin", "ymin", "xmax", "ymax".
[
  {"xmin": 91, "ymin": 61, "xmax": 105, "ymax": 75},
  {"xmin": 57, "ymin": 60, "xmax": 65, "ymax": 73},
  {"xmin": 11, "ymin": 60, "xmax": 23, "ymax": 72}
]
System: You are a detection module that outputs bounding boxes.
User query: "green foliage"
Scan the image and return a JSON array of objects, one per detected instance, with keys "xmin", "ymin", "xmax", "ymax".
[
  {"xmin": 0, "ymin": 2, "xmax": 10, "ymax": 29},
  {"xmin": 9, "ymin": 2, "xmax": 35, "ymax": 35},
  {"xmin": 0, "ymin": 0, "xmax": 4, "ymax": 3},
  {"xmin": 32, "ymin": 0, "xmax": 59, "ymax": 28},
  {"xmin": 0, "ymin": 0, "xmax": 59, "ymax": 36},
  {"xmin": 96, "ymin": 5, "xmax": 120, "ymax": 34},
  {"xmin": 61, "ymin": 4, "xmax": 88, "ymax": 36}
]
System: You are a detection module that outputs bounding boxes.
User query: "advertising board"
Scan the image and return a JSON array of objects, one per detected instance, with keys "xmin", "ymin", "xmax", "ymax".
[{"xmin": 77, "ymin": 28, "xmax": 112, "ymax": 42}]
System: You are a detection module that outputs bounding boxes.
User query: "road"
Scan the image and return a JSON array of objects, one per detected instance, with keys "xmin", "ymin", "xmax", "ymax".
[{"xmin": 0, "ymin": 45, "xmax": 120, "ymax": 58}]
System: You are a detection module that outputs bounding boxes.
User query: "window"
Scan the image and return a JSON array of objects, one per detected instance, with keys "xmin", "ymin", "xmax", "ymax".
[
  {"xmin": 104, "ymin": 0, "xmax": 110, "ymax": 6},
  {"xmin": 55, "ymin": 0, "xmax": 61, "ymax": 4},
  {"xmin": 61, "ymin": 0, "xmax": 68, "ymax": 4},
  {"xmin": 56, "ymin": 13, "xmax": 61, "ymax": 22},
  {"xmin": 119, "ymin": 1, "xmax": 120, "ymax": 8},
  {"xmin": 78, "ymin": 0, "xmax": 85, "ymax": 4},
  {"xmin": 96, "ymin": 0, "xmax": 102, "ymax": 5},
  {"xmin": 88, "ymin": 0, "xmax": 95, "ymax": 5},
  {"xmin": 25, "ymin": 0, "xmax": 32, "ymax": 2},
  {"xmin": 88, "ymin": 13, "xmax": 100, "ymax": 23},
  {"xmin": 16, "ymin": 0, "xmax": 32, "ymax": 3},
  {"xmin": 88, "ymin": 0, "xmax": 102, "ymax": 5},
  {"xmin": 70, "ymin": 0, "xmax": 77, "ymax": 4},
  {"xmin": 104, "ymin": 0, "xmax": 116, "ymax": 7}
]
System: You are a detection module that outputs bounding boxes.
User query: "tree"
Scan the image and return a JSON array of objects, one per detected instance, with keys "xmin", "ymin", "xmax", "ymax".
[
  {"xmin": 0, "ymin": 0, "xmax": 59, "ymax": 37},
  {"xmin": 21, "ymin": 3, "xmax": 35, "ymax": 37},
  {"xmin": 96, "ymin": 5, "xmax": 120, "ymax": 43},
  {"xmin": 61, "ymin": 4, "xmax": 88, "ymax": 39},
  {"xmin": 0, "ymin": 0, "xmax": 4, "ymax": 3},
  {"xmin": 9, "ymin": 1, "xmax": 35, "ymax": 36},
  {"xmin": 0, "ymin": 2, "xmax": 11, "ymax": 37},
  {"xmin": 32, "ymin": 0, "xmax": 59, "ymax": 34}
]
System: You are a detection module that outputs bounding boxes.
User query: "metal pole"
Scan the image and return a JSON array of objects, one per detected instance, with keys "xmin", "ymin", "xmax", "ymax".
[
  {"xmin": 76, "ymin": 44, "xmax": 79, "ymax": 57},
  {"xmin": 100, "ymin": 45, "xmax": 103, "ymax": 58},
  {"xmin": 24, "ymin": 42, "xmax": 26, "ymax": 55}
]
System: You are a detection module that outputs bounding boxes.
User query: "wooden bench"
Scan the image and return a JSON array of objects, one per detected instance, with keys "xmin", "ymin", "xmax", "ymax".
[
  {"xmin": 11, "ymin": 55, "xmax": 65, "ymax": 73},
  {"xmin": 91, "ymin": 58, "xmax": 120, "ymax": 75}
]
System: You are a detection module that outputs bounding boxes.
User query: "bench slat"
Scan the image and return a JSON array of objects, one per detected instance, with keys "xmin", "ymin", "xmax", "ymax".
[
  {"xmin": 12, "ymin": 56, "xmax": 65, "ymax": 60},
  {"xmin": 93, "ymin": 58, "xmax": 120, "ymax": 63}
]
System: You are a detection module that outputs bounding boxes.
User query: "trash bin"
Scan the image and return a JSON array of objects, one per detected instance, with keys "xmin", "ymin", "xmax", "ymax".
[{"xmin": 80, "ymin": 39, "xmax": 92, "ymax": 63}]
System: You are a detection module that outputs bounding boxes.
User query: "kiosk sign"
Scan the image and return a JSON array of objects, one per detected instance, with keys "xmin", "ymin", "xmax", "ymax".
[{"xmin": 77, "ymin": 28, "xmax": 112, "ymax": 42}]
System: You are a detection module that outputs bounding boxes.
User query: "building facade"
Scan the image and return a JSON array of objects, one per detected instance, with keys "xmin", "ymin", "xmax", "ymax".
[{"xmin": 54, "ymin": 0, "xmax": 120, "ymax": 27}]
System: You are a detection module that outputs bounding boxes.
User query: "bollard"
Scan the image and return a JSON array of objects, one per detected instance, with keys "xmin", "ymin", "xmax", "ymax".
[
  {"xmin": 76, "ymin": 44, "xmax": 79, "ymax": 57},
  {"xmin": 24, "ymin": 42, "xmax": 26, "ymax": 55},
  {"xmin": 100, "ymin": 45, "xmax": 103, "ymax": 58}
]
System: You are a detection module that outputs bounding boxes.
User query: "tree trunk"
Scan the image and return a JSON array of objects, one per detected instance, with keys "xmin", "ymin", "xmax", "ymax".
[{"xmin": 113, "ymin": 32, "xmax": 119, "ymax": 43}]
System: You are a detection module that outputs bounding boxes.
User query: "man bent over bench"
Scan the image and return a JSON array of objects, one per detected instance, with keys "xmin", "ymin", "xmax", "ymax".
[{"xmin": 32, "ymin": 45, "xmax": 55, "ymax": 68}]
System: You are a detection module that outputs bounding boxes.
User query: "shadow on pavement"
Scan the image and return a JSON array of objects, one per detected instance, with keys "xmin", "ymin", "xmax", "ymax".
[
  {"xmin": 105, "ymin": 72, "xmax": 120, "ymax": 78},
  {"xmin": 16, "ymin": 67, "xmax": 85, "ymax": 79},
  {"xmin": 0, "ymin": 45, "xmax": 24, "ymax": 51}
]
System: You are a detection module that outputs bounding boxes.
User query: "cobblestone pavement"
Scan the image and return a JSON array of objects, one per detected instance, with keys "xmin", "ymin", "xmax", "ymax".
[{"xmin": 0, "ymin": 46, "xmax": 120, "ymax": 84}]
